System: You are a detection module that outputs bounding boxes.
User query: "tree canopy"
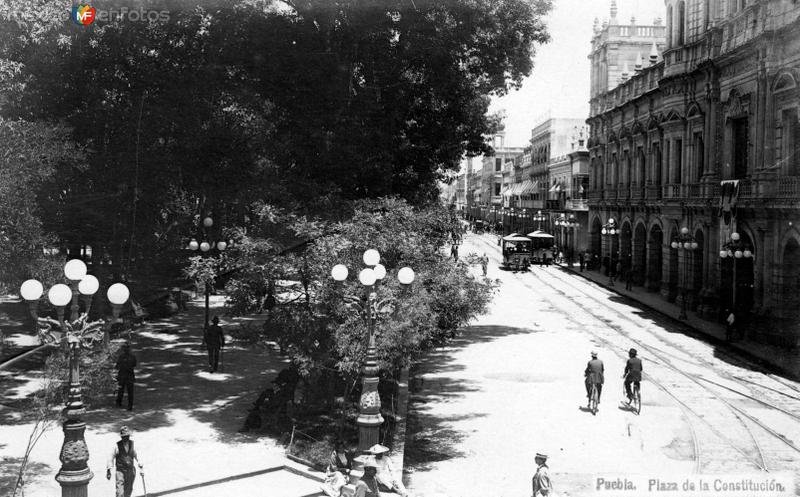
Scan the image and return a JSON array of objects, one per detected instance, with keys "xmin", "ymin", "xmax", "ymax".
[{"xmin": 0, "ymin": 0, "xmax": 551, "ymax": 283}]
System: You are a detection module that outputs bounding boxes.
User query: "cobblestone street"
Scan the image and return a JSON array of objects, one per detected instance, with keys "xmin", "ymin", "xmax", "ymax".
[{"xmin": 404, "ymin": 232, "xmax": 800, "ymax": 497}]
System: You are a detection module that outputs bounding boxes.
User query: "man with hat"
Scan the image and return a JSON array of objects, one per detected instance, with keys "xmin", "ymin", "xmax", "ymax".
[
  {"xmin": 367, "ymin": 444, "xmax": 408, "ymax": 496},
  {"xmin": 115, "ymin": 342, "xmax": 137, "ymax": 410},
  {"xmin": 623, "ymin": 348, "xmax": 643, "ymax": 404},
  {"xmin": 354, "ymin": 457, "xmax": 380, "ymax": 497},
  {"xmin": 107, "ymin": 426, "xmax": 144, "ymax": 497},
  {"xmin": 584, "ymin": 350, "xmax": 605, "ymax": 408},
  {"xmin": 204, "ymin": 315, "xmax": 225, "ymax": 373},
  {"xmin": 531, "ymin": 453, "xmax": 552, "ymax": 497}
]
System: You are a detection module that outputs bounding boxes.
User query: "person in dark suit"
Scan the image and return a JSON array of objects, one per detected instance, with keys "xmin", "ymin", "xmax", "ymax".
[
  {"xmin": 584, "ymin": 351, "xmax": 604, "ymax": 408},
  {"xmin": 115, "ymin": 342, "xmax": 137, "ymax": 410},
  {"xmin": 204, "ymin": 316, "xmax": 225, "ymax": 373},
  {"xmin": 623, "ymin": 348, "xmax": 643, "ymax": 404}
]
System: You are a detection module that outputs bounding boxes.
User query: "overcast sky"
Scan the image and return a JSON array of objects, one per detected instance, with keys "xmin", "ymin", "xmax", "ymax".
[{"xmin": 490, "ymin": 0, "xmax": 668, "ymax": 148}]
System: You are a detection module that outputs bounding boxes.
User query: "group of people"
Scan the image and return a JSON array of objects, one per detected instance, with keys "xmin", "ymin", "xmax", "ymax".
[
  {"xmin": 322, "ymin": 443, "xmax": 409, "ymax": 497},
  {"xmin": 583, "ymin": 348, "xmax": 643, "ymax": 411},
  {"xmin": 106, "ymin": 314, "xmax": 227, "ymax": 496}
]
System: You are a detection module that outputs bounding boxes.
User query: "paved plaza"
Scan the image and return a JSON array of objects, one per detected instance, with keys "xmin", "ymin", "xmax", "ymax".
[
  {"xmin": 404, "ymin": 232, "xmax": 800, "ymax": 497},
  {"xmin": 0, "ymin": 297, "xmax": 325, "ymax": 497}
]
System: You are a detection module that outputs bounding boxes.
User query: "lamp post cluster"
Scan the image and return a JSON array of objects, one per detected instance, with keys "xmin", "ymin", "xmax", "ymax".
[
  {"xmin": 600, "ymin": 218, "xmax": 618, "ymax": 285},
  {"xmin": 20, "ymin": 260, "xmax": 130, "ymax": 497},
  {"xmin": 330, "ymin": 249, "xmax": 414, "ymax": 452},
  {"xmin": 719, "ymin": 231, "xmax": 754, "ymax": 314},
  {"xmin": 188, "ymin": 216, "xmax": 227, "ymax": 330},
  {"xmin": 671, "ymin": 227, "xmax": 699, "ymax": 320},
  {"xmin": 555, "ymin": 214, "xmax": 579, "ymax": 256},
  {"xmin": 533, "ymin": 210, "xmax": 547, "ymax": 231}
]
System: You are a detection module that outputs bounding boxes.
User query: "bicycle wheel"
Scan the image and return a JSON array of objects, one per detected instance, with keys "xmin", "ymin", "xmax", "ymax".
[
  {"xmin": 634, "ymin": 385, "xmax": 641, "ymax": 415},
  {"xmin": 590, "ymin": 384, "xmax": 598, "ymax": 415}
]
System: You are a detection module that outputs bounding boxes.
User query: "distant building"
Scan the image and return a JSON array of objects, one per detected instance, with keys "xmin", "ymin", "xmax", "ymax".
[{"xmin": 586, "ymin": 0, "xmax": 800, "ymax": 342}]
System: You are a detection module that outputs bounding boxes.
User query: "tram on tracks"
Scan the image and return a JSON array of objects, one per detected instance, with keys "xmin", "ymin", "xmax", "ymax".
[
  {"xmin": 501, "ymin": 233, "xmax": 533, "ymax": 270},
  {"xmin": 526, "ymin": 230, "xmax": 556, "ymax": 263}
]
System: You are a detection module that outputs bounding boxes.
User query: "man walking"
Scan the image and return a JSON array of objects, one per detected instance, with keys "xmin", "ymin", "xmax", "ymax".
[
  {"xmin": 481, "ymin": 253, "xmax": 488, "ymax": 277},
  {"xmin": 625, "ymin": 265, "xmax": 634, "ymax": 290},
  {"xmin": 115, "ymin": 342, "xmax": 137, "ymax": 411},
  {"xmin": 107, "ymin": 426, "xmax": 144, "ymax": 497},
  {"xmin": 578, "ymin": 252, "xmax": 585, "ymax": 272},
  {"xmin": 584, "ymin": 351, "xmax": 605, "ymax": 408},
  {"xmin": 531, "ymin": 452, "xmax": 552, "ymax": 497},
  {"xmin": 204, "ymin": 316, "xmax": 225, "ymax": 373}
]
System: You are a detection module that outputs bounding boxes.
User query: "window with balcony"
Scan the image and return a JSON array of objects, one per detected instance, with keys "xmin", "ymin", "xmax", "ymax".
[
  {"xmin": 494, "ymin": 182, "xmax": 501, "ymax": 195},
  {"xmin": 732, "ymin": 117, "xmax": 749, "ymax": 179},
  {"xmin": 694, "ymin": 133, "xmax": 704, "ymax": 180},
  {"xmin": 779, "ymin": 108, "xmax": 800, "ymax": 176},
  {"xmin": 677, "ymin": 1, "xmax": 686, "ymax": 46},
  {"xmin": 662, "ymin": 140, "xmax": 670, "ymax": 185},
  {"xmin": 495, "ymin": 158, "xmax": 502, "ymax": 171},
  {"xmin": 675, "ymin": 139, "xmax": 683, "ymax": 183}
]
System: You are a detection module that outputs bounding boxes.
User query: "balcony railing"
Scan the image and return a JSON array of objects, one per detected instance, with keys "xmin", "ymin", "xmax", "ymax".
[
  {"xmin": 663, "ymin": 183, "xmax": 681, "ymax": 199},
  {"xmin": 565, "ymin": 199, "xmax": 589, "ymax": 211},
  {"xmin": 645, "ymin": 185, "xmax": 662, "ymax": 200},
  {"xmin": 587, "ymin": 191, "xmax": 603, "ymax": 202},
  {"xmin": 738, "ymin": 179, "xmax": 752, "ymax": 199},
  {"xmin": 778, "ymin": 176, "xmax": 800, "ymax": 197}
]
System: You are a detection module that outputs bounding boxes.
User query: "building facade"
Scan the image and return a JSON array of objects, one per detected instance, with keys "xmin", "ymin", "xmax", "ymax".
[{"xmin": 586, "ymin": 0, "xmax": 800, "ymax": 343}]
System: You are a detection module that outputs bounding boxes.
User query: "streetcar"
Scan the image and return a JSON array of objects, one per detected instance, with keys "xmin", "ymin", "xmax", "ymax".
[
  {"xmin": 501, "ymin": 233, "xmax": 532, "ymax": 271},
  {"xmin": 526, "ymin": 230, "xmax": 555, "ymax": 263}
]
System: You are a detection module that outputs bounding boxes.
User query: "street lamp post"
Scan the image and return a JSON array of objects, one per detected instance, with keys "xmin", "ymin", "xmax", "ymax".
[
  {"xmin": 719, "ymin": 231, "xmax": 754, "ymax": 318},
  {"xmin": 533, "ymin": 210, "xmax": 546, "ymax": 231},
  {"xmin": 601, "ymin": 218, "xmax": 618, "ymax": 285},
  {"xmin": 556, "ymin": 214, "xmax": 579, "ymax": 265},
  {"xmin": 20, "ymin": 261, "xmax": 130, "ymax": 497},
  {"xmin": 331, "ymin": 250, "xmax": 415, "ymax": 452},
  {"xmin": 671, "ymin": 227, "xmax": 699, "ymax": 320},
  {"xmin": 188, "ymin": 216, "xmax": 228, "ymax": 331}
]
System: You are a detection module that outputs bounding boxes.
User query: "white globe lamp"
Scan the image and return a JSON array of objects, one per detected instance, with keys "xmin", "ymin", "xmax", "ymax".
[
  {"xmin": 359, "ymin": 268, "xmax": 377, "ymax": 286},
  {"xmin": 373, "ymin": 264, "xmax": 387, "ymax": 280},
  {"xmin": 363, "ymin": 249, "xmax": 380, "ymax": 267},
  {"xmin": 78, "ymin": 275, "xmax": 99, "ymax": 295},
  {"xmin": 397, "ymin": 267, "xmax": 415, "ymax": 285},
  {"xmin": 20, "ymin": 279, "xmax": 44, "ymax": 301},
  {"xmin": 331, "ymin": 264, "xmax": 349, "ymax": 282},
  {"xmin": 48, "ymin": 284, "xmax": 72, "ymax": 307},
  {"xmin": 64, "ymin": 259, "xmax": 88, "ymax": 281}
]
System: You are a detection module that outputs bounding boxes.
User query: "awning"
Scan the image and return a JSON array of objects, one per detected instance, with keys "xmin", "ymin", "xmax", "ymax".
[
  {"xmin": 519, "ymin": 180, "xmax": 538, "ymax": 195},
  {"xmin": 548, "ymin": 182, "xmax": 562, "ymax": 193},
  {"xmin": 501, "ymin": 186, "xmax": 514, "ymax": 197},
  {"xmin": 502, "ymin": 233, "xmax": 531, "ymax": 242},
  {"xmin": 526, "ymin": 230, "xmax": 555, "ymax": 238}
]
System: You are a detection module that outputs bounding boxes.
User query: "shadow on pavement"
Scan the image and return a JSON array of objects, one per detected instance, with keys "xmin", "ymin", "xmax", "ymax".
[
  {"xmin": 0, "ymin": 299, "xmax": 288, "ymax": 441},
  {"xmin": 405, "ymin": 325, "xmax": 535, "ymax": 471}
]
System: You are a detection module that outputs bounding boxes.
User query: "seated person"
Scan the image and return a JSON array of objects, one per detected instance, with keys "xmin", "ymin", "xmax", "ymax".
[
  {"xmin": 366, "ymin": 444, "xmax": 409, "ymax": 496},
  {"xmin": 321, "ymin": 440, "xmax": 352, "ymax": 497},
  {"xmin": 355, "ymin": 460, "xmax": 380, "ymax": 497}
]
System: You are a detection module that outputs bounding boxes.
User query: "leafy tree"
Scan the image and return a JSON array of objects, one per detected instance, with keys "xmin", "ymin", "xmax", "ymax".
[
  {"xmin": 0, "ymin": 118, "xmax": 85, "ymax": 291},
  {"xmin": 225, "ymin": 198, "xmax": 495, "ymax": 401},
  {"xmin": 1, "ymin": 0, "xmax": 552, "ymax": 284}
]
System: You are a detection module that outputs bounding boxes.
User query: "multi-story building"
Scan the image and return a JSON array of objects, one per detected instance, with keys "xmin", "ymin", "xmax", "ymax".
[{"xmin": 586, "ymin": 0, "xmax": 800, "ymax": 343}]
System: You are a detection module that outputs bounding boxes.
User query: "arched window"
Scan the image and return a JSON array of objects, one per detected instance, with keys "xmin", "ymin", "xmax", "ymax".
[
  {"xmin": 677, "ymin": 1, "xmax": 686, "ymax": 46},
  {"xmin": 666, "ymin": 5, "xmax": 673, "ymax": 48}
]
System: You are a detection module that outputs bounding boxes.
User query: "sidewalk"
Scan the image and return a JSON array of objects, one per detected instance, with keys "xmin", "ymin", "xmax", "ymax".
[
  {"xmin": 557, "ymin": 262, "xmax": 800, "ymax": 381},
  {"xmin": 0, "ymin": 296, "xmax": 325, "ymax": 497}
]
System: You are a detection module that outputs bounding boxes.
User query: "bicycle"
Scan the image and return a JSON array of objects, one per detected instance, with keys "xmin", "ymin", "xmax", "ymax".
[
  {"xmin": 589, "ymin": 382, "xmax": 599, "ymax": 415},
  {"xmin": 623, "ymin": 378, "xmax": 641, "ymax": 415}
]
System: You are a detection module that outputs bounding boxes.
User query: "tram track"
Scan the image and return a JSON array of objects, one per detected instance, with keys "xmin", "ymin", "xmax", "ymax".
[
  {"xmin": 471, "ymin": 234, "xmax": 800, "ymax": 473},
  {"xmin": 524, "ymin": 258, "xmax": 800, "ymax": 473}
]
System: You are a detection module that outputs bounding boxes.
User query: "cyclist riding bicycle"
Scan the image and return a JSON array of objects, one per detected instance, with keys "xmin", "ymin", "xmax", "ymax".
[
  {"xmin": 623, "ymin": 348, "xmax": 643, "ymax": 404},
  {"xmin": 584, "ymin": 351, "xmax": 604, "ymax": 408}
]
